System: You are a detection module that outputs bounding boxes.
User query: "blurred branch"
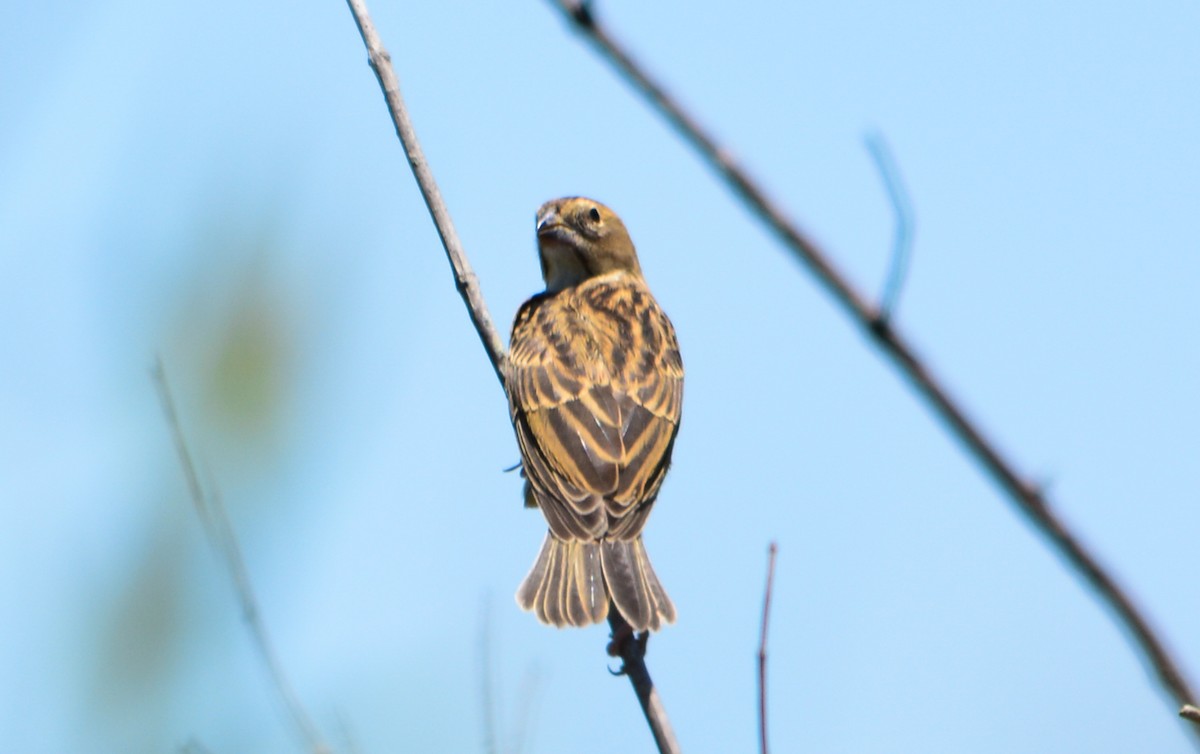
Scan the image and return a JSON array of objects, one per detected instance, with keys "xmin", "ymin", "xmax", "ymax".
[
  {"xmin": 864, "ymin": 131, "xmax": 915, "ymax": 320},
  {"xmin": 334, "ymin": 711, "xmax": 364, "ymax": 754},
  {"xmin": 343, "ymin": 0, "xmax": 508, "ymax": 388},
  {"xmin": 180, "ymin": 738, "xmax": 215, "ymax": 754},
  {"xmin": 1183, "ymin": 705, "xmax": 1200, "ymax": 725},
  {"xmin": 758, "ymin": 543, "xmax": 778, "ymax": 754},
  {"xmin": 340, "ymin": 1, "xmax": 679, "ymax": 750},
  {"xmin": 542, "ymin": 0, "xmax": 1199, "ymax": 740},
  {"xmin": 478, "ymin": 597, "xmax": 541, "ymax": 754},
  {"xmin": 479, "ymin": 598, "xmax": 499, "ymax": 754},
  {"xmin": 154, "ymin": 358, "xmax": 331, "ymax": 754},
  {"xmin": 508, "ymin": 665, "xmax": 540, "ymax": 754},
  {"xmin": 607, "ymin": 612, "xmax": 681, "ymax": 754}
]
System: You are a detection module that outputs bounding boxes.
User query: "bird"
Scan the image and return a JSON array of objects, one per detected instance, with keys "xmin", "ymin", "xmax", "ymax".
[{"xmin": 506, "ymin": 196, "xmax": 683, "ymax": 632}]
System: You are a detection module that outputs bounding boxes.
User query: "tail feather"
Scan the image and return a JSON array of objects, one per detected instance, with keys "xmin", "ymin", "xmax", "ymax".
[
  {"xmin": 516, "ymin": 534, "xmax": 607, "ymax": 627},
  {"xmin": 601, "ymin": 537, "xmax": 676, "ymax": 632}
]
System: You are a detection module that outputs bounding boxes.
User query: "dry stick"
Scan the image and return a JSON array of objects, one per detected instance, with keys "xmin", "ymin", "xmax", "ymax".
[
  {"xmin": 153, "ymin": 359, "xmax": 331, "ymax": 754},
  {"xmin": 544, "ymin": 0, "xmax": 1200, "ymax": 739},
  {"xmin": 758, "ymin": 543, "xmax": 778, "ymax": 754},
  {"xmin": 340, "ymin": 1, "xmax": 679, "ymax": 751}
]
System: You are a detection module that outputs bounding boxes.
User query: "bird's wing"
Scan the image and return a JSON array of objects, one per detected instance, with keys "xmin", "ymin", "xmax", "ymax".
[{"xmin": 507, "ymin": 278, "xmax": 683, "ymax": 541}]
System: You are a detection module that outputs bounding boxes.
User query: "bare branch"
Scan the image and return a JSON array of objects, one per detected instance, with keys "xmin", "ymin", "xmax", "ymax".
[
  {"xmin": 153, "ymin": 358, "xmax": 331, "ymax": 754},
  {"xmin": 1183, "ymin": 705, "xmax": 1200, "ymax": 725},
  {"xmin": 758, "ymin": 542, "xmax": 778, "ymax": 754},
  {"xmin": 343, "ymin": 0, "xmax": 508, "ymax": 387},
  {"xmin": 864, "ymin": 131, "xmax": 915, "ymax": 320},
  {"xmin": 542, "ymin": 0, "xmax": 1199, "ymax": 738},
  {"xmin": 606, "ymin": 612, "xmax": 681, "ymax": 754}
]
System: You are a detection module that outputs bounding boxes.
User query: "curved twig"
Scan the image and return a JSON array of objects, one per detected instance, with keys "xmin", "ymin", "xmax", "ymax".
[
  {"xmin": 542, "ymin": 0, "xmax": 1198, "ymax": 741},
  {"xmin": 864, "ymin": 131, "xmax": 915, "ymax": 320},
  {"xmin": 341, "ymin": 1, "xmax": 679, "ymax": 751}
]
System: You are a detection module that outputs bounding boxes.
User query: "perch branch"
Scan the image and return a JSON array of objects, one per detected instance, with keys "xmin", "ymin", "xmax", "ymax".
[
  {"xmin": 543, "ymin": 0, "xmax": 1198, "ymax": 737},
  {"xmin": 607, "ymin": 612, "xmax": 682, "ymax": 754},
  {"xmin": 341, "ymin": 1, "xmax": 678, "ymax": 750},
  {"xmin": 153, "ymin": 358, "xmax": 330, "ymax": 754},
  {"xmin": 1183, "ymin": 705, "xmax": 1200, "ymax": 725}
]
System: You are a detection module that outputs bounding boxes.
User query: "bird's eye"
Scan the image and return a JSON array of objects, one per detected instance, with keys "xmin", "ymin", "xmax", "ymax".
[{"xmin": 587, "ymin": 207, "xmax": 601, "ymax": 223}]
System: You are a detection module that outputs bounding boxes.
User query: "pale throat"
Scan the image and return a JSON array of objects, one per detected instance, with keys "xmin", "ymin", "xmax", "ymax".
[{"xmin": 540, "ymin": 241, "xmax": 592, "ymax": 292}]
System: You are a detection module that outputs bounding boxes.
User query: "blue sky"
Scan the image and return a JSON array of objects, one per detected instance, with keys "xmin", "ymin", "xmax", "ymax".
[{"xmin": 2, "ymin": 1, "xmax": 1199, "ymax": 752}]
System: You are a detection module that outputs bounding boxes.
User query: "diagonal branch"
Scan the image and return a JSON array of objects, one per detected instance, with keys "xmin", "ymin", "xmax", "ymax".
[
  {"xmin": 543, "ymin": 0, "xmax": 1198, "ymax": 740},
  {"xmin": 340, "ymin": 1, "xmax": 678, "ymax": 751},
  {"xmin": 154, "ymin": 358, "xmax": 331, "ymax": 754},
  {"xmin": 344, "ymin": 0, "xmax": 507, "ymax": 388}
]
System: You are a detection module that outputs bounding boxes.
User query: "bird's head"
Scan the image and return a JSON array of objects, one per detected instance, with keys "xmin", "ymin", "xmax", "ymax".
[{"xmin": 535, "ymin": 197, "xmax": 641, "ymax": 292}]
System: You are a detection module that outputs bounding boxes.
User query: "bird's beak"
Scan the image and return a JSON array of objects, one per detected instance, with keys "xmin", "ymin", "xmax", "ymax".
[{"xmin": 536, "ymin": 207, "xmax": 562, "ymax": 237}]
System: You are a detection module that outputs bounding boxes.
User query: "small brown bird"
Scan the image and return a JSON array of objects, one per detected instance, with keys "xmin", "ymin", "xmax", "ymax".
[{"xmin": 506, "ymin": 197, "xmax": 683, "ymax": 632}]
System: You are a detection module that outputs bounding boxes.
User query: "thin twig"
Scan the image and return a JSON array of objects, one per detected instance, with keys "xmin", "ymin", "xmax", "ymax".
[
  {"xmin": 543, "ymin": 0, "xmax": 1199, "ymax": 740},
  {"xmin": 607, "ymin": 612, "xmax": 681, "ymax": 754},
  {"xmin": 758, "ymin": 543, "xmax": 778, "ymax": 754},
  {"xmin": 344, "ymin": 0, "xmax": 508, "ymax": 388},
  {"xmin": 1183, "ymin": 705, "xmax": 1200, "ymax": 725},
  {"xmin": 480, "ymin": 597, "xmax": 499, "ymax": 754},
  {"xmin": 340, "ymin": 1, "xmax": 680, "ymax": 749},
  {"xmin": 864, "ymin": 131, "xmax": 914, "ymax": 320},
  {"xmin": 153, "ymin": 358, "xmax": 331, "ymax": 754}
]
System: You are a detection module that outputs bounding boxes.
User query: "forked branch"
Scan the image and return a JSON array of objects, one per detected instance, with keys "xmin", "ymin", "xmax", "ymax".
[{"xmin": 864, "ymin": 131, "xmax": 915, "ymax": 320}]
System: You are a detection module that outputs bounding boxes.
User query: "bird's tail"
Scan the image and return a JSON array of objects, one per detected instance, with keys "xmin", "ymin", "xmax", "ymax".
[
  {"xmin": 600, "ymin": 537, "xmax": 676, "ymax": 632},
  {"xmin": 516, "ymin": 534, "xmax": 676, "ymax": 632},
  {"xmin": 516, "ymin": 534, "xmax": 608, "ymax": 627}
]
